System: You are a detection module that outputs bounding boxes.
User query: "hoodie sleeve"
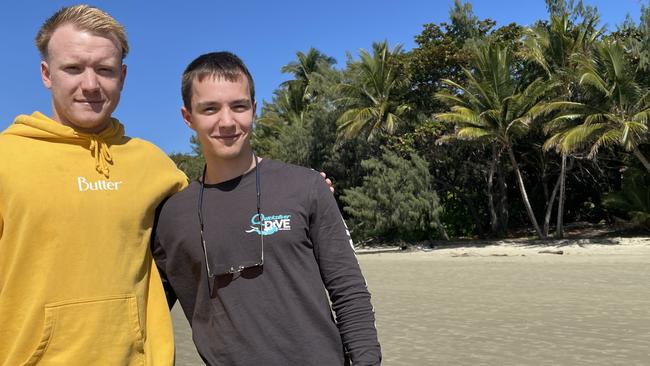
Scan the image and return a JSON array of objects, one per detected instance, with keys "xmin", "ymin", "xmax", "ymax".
[
  {"xmin": 0, "ymin": 185, "xmax": 4, "ymax": 239},
  {"xmin": 308, "ymin": 173, "xmax": 382, "ymax": 365}
]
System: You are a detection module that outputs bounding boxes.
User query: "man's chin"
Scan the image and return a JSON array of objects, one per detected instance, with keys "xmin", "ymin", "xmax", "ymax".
[
  {"xmin": 66, "ymin": 117, "xmax": 112, "ymax": 134},
  {"xmin": 211, "ymin": 148, "xmax": 248, "ymax": 161}
]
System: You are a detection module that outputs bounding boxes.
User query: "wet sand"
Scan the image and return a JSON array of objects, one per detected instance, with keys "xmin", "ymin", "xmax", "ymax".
[{"xmin": 172, "ymin": 237, "xmax": 650, "ymax": 365}]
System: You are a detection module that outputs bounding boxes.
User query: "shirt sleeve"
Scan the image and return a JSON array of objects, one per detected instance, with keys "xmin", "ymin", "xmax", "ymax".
[
  {"xmin": 308, "ymin": 173, "xmax": 382, "ymax": 365},
  {"xmin": 151, "ymin": 205, "xmax": 178, "ymax": 310}
]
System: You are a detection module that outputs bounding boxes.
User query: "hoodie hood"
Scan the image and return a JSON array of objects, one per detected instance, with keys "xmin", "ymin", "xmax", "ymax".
[{"xmin": 4, "ymin": 111, "xmax": 125, "ymax": 177}]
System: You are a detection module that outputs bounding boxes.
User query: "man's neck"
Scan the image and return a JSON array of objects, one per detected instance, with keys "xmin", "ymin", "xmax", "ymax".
[
  {"xmin": 51, "ymin": 106, "xmax": 111, "ymax": 134},
  {"xmin": 203, "ymin": 151, "xmax": 258, "ymax": 184}
]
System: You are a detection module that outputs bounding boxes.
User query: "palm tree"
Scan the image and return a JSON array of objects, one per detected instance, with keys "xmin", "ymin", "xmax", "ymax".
[
  {"xmin": 436, "ymin": 42, "xmax": 557, "ymax": 239},
  {"xmin": 522, "ymin": 11, "xmax": 601, "ymax": 238},
  {"xmin": 257, "ymin": 82, "xmax": 309, "ymax": 128},
  {"xmin": 281, "ymin": 48, "xmax": 336, "ymax": 85},
  {"xmin": 336, "ymin": 41, "xmax": 410, "ymax": 140},
  {"xmin": 522, "ymin": 12, "xmax": 601, "ymax": 83},
  {"xmin": 538, "ymin": 40, "xmax": 650, "ymax": 174},
  {"xmin": 259, "ymin": 49, "xmax": 336, "ymax": 129},
  {"xmin": 281, "ymin": 48, "xmax": 336, "ymax": 103}
]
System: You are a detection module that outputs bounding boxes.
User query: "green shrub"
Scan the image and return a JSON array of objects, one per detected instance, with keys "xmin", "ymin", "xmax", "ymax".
[
  {"xmin": 603, "ymin": 167, "xmax": 650, "ymax": 227},
  {"xmin": 341, "ymin": 149, "xmax": 444, "ymax": 243}
]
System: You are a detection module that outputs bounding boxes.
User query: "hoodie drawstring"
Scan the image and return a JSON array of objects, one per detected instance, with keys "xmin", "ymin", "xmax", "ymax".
[
  {"xmin": 89, "ymin": 137, "xmax": 113, "ymax": 177},
  {"xmin": 8, "ymin": 113, "xmax": 124, "ymax": 178}
]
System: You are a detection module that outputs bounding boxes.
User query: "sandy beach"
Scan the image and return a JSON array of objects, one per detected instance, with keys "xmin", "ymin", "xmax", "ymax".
[{"xmin": 172, "ymin": 236, "xmax": 650, "ymax": 365}]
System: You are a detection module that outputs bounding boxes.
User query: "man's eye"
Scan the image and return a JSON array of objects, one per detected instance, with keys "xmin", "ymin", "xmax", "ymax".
[
  {"xmin": 64, "ymin": 66, "xmax": 82, "ymax": 73},
  {"xmin": 97, "ymin": 68, "xmax": 115, "ymax": 76}
]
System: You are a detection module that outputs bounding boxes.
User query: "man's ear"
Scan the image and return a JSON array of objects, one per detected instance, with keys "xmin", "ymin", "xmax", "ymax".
[
  {"xmin": 181, "ymin": 106, "xmax": 194, "ymax": 130},
  {"xmin": 41, "ymin": 61, "xmax": 52, "ymax": 89}
]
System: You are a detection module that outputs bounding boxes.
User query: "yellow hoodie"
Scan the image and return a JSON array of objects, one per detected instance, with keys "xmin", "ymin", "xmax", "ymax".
[{"xmin": 0, "ymin": 112, "xmax": 188, "ymax": 365}]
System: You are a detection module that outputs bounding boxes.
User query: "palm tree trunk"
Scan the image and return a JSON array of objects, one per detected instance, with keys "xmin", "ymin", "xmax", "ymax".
[
  {"xmin": 632, "ymin": 147, "xmax": 650, "ymax": 175},
  {"xmin": 555, "ymin": 153, "xmax": 567, "ymax": 239},
  {"xmin": 497, "ymin": 162, "xmax": 508, "ymax": 236},
  {"xmin": 507, "ymin": 146, "xmax": 545, "ymax": 239},
  {"xmin": 543, "ymin": 154, "xmax": 574, "ymax": 237},
  {"xmin": 543, "ymin": 173, "xmax": 561, "ymax": 237},
  {"xmin": 488, "ymin": 145, "xmax": 499, "ymax": 236}
]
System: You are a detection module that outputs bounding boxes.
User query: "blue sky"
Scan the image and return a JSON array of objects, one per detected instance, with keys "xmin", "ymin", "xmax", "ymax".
[{"xmin": 0, "ymin": 0, "xmax": 644, "ymax": 154}]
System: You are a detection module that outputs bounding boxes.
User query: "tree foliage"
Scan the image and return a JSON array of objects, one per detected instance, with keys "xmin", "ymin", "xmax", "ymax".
[
  {"xmin": 172, "ymin": 0, "xmax": 650, "ymax": 244},
  {"xmin": 340, "ymin": 149, "xmax": 445, "ymax": 242},
  {"xmin": 170, "ymin": 135, "xmax": 204, "ymax": 181},
  {"xmin": 336, "ymin": 41, "xmax": 411, "ymax": 140},
  {"xmin": 603, "ymin": 167, "xmax": 650, "ymax": 227}
]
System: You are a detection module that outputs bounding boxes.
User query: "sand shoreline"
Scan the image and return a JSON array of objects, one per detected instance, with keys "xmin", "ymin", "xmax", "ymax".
[
  {"xmin": 357, "ymin": 237, "xmax": 650, "ymax": 365},
  {"xmin": 357, "ymin": 236, "xmax": 650, "ymax": 261}
]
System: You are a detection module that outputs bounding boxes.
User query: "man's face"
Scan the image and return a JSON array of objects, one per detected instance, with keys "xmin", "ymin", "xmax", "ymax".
[
  {"xmin": 41, "ymin": 24, "xmax": 126, "ymax": 134},
  {"xmin": 182, "ymin": 75, "xmax": 256, "ymax": 162}
]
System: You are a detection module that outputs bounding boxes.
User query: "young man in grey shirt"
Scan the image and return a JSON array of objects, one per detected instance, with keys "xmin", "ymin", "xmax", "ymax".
[{"xmin": 152, "ymin": 51, "xmax": 381, "ymax": 365}]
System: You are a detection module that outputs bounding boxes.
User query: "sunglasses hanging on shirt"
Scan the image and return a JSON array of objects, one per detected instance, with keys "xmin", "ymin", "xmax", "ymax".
[{"xmin": 197, "ymin": 153, "xmax": 264, "ymax": 296}]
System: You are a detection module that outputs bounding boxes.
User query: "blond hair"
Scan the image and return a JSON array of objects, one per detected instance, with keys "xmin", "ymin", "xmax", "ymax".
[{"xmin": 35, "ymin": 4, "xmax": 129, "ymax": 60}]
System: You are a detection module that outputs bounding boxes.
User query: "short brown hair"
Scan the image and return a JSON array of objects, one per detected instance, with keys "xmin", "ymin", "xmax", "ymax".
[
  {"xmin": 181, "ymin": 52, "xmax": 256, "ymax": 110},
  {"xmin": 35, "ymin": 4, "xmax": 129, "ymax": 60}
]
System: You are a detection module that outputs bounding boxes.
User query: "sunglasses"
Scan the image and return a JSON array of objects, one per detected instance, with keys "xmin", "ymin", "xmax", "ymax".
[{"xmin": 197, "ymin": 154, "xmax": 264, "ymax": 295}]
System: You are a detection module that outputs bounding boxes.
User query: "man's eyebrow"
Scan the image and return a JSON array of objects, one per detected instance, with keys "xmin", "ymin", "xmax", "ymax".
[
  {"xmin": 230, "ymin": 99, "xmax": 252, "ymax": 105},
  {"xmin": 195, "ymin": 99, "xmax": 251, "ymax": 109},
  {"xmin": 195, "ymin": 101, "xmax": 219, "ymax": 108}
]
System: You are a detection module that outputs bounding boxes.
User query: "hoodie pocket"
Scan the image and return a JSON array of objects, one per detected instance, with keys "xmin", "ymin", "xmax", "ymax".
[{"xmin": 21, "ymin": 294, "xmax": 145, "ymax": 366}]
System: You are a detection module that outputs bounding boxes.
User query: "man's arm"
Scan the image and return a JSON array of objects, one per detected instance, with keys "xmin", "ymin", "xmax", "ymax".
[
  {"xmin": 308, "ymin": 173, "xmax": 382, "ymax": 365},
  {"xmin": 151, "ymin": 237, "xmax": 178, "ymax": 309},
  {"xmin": 151, "ymin": 203, "xmax": 178, "ymax": 310}
]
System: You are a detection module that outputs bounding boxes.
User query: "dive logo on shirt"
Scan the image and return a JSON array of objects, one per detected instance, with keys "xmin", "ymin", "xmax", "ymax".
[{"xmin": 245, "ymin": 213, "xmax": 291, "ymax": 236}]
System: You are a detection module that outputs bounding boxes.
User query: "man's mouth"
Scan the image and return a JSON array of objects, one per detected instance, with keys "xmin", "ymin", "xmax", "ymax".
[
  {"xmin": 214, "ymin": 133, "xmax": 241, "ymax": 140},
  {"xmin": 76, "ymin": 99, "xmax": 104, "ymax": 105}
]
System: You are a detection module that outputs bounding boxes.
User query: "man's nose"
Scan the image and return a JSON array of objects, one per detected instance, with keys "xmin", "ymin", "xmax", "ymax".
[
  {"xmin": 218, "ymin": 108, "xmax": 236, "ymax": 127},
  {"xmin": 80, "ymin": 69, "xmax": 100, "ymax": 91}
]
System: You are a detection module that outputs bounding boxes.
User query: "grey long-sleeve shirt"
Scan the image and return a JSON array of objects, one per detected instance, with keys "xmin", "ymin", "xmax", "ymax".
[{"xmin": 153, "ymin": 159, "xmax": 381, "ymax": 365}]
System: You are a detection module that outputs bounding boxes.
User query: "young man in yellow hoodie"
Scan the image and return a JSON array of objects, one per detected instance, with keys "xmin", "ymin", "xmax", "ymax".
[{"xmin": 0, "ymin": 5, "xmax": 187, "ymax": 365}]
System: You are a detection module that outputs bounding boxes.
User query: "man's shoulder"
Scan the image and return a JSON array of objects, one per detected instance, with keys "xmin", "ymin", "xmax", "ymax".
[
  {"xmin": 122, "ymin": 137, "xmax": 186, "ymax": 177},
  {"xmin": 0, "ymin": 131, "xmax": 36, "ymax": 162},
  {"xmin": 122, "ymin": 137, "xmax": 168, "ymax": 156},
  {"xmin": 0, "ymin": 130, "xmax": 26, "ymax": 147},
  {"xmin": 263, "ymin": 159, "xmax": 321, "ymax": 181},
  {"xmin": 159, "ymin": 180, "xmax": 199, "ymax": 217},
  {"xmin": 154, "ymin": 180, "xmax": 198, "ymax": 241}
]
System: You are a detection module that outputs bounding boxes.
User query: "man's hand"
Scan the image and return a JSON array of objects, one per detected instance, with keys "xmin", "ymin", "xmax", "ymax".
[{"xmin": 320, "ymin": 172, "xmax": 334, "ymax": 193}]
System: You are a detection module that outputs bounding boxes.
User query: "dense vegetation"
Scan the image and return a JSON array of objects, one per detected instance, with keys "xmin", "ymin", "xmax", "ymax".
[{"xmin": 171, "ymin": 0, "xmax": 650, "ymax": 244}]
